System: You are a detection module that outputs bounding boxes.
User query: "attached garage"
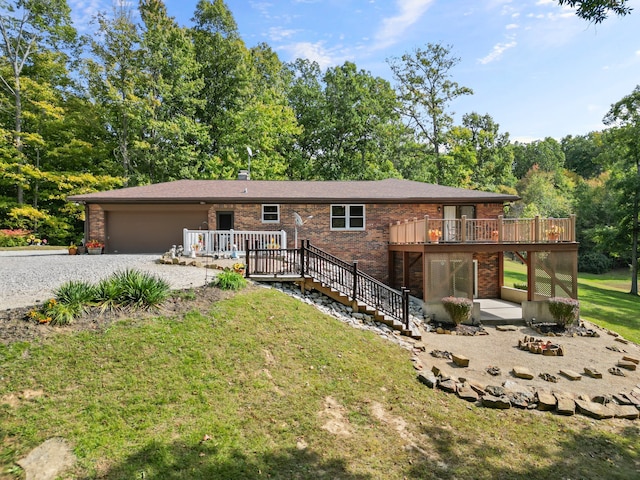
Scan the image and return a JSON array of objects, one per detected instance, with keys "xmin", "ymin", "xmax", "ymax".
[{"xmin": 103, "ymin": 205, "xmax": 209, "ymax": 253}]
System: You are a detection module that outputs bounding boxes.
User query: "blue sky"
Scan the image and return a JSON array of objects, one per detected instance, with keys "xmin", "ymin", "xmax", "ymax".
[{"xmin": 70, "ymin": 0, "xmax": 640, "ymax": 142}]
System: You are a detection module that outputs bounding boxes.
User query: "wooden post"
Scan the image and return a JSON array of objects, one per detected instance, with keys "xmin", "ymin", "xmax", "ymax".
[
  {"xmin": 498, "ymin": 215, "xmax": 503, "ymax": 242},
  {"xmin": 461, "ymin": 215, "xmax": 467, "ymax": 243},
  {"xmin": 424, "ymin": 215, "xmax": 429, "ymax": 243},
  {"xmin": 534, "ymin": 215, "xmax": 541, "ymax": 243},
  {"xmin": 300, "ymin": 240, "xmax": 306, "ymax": 278}
]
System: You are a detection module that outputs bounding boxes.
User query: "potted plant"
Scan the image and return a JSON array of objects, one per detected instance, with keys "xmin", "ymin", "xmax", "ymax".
[
  {"xmin": 545, "ymin": 225, "xmax": 563, "ymax": 242},
  {"xmin": 428, "ymin": 228, "xmax": 441, "ymax": 243},
  {"xmin": 233, "ymin": 262, "xmax": 246, "ymax": 274},
  {"xmin": 68, "ymin": 243, "xmax": 77, "ymax": 255},
  {"xmin": 86, "ymin": 239, "xmax": 104, "ymax": 255}
]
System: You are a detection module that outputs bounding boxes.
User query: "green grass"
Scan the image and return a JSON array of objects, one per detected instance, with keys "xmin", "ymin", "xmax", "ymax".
[
  {"xmin": 504, "ymin": 259, "xmax": 640, "ymax": 344},
  {"xmin": 1, "ymin": 288, "xmax": 638, "ymax": 479}
]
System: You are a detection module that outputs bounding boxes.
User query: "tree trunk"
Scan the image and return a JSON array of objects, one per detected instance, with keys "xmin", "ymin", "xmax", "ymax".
[{"xmin": 631, "ymin": 157, "xmax": 640, "ymax": 295}]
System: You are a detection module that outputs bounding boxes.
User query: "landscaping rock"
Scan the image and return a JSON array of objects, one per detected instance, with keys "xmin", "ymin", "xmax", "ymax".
[
  {"xmin": 536, "ymin": 391, "xmax": 557, "ymax": 411},
  {"xmin": 559, "ymin": 369, "xmax": 582, "ymax": 381},
  {"xmin": 617, "ymin": 360, "xmax": 637, "ymax": 371},
  {"xmin": 457, "ymin": 383, "xmax": 479, "ymax": 402},
  {"xmin": 17, "ymin": 438, "xmax": 75, "ymax": 480},
  {"xmin": 438, "ymin": 378, "xmax": 458, "ymax": 394},
  {"xmin": 575, "ymin": 398, "xmax": 615, "ymax": 419},
  {"xmin": 485, "ymin": 385, "xmax": 506, "ymax": 397},
  {"xmin": 512, "ymin": 366, "xmax": 534, "ymax": 380},
  {"xmin": 622, "ymin": 355, "xmax": 639, "ymax": 365},
  {"xmin": 452, "ymin": 354, "xmax": 469, "ymax": 367},
  {"xmin": 583, "ymin": 367, "xmax": 602, "ymax": 379},
  {"xmin": 554, "ymin": 393, "xmax": 576, "ymax": 415},
  {"xmin": 612, "ymin": 404, "xmax": 640, "ymax": 420},
  {"xmin": 496, "ymin": 325, "xmax": 517, "ymax": 331},
  {"xmin": 482, "ymin": 394, "xmax": 511, "ymax": 409},
  {"xmin": 468, "ymin": 380, "xmax": 487, "ymax": 396},
  {"xmin": 417, "ymin": 372, "xmax": 437, "ymax": 389}
]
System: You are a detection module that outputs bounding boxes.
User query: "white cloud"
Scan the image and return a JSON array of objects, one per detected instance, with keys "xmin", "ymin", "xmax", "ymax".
[
  {"xmin": 478, "ymin": 39, "xmax": 517, "ymax": 64},
  {"xmin": 505, "ymin": 23, "xmax": 519, "ymax": 29},
  {"xmin": 268, "ymin": 26, "xmax": 299, "ymax": 42},
  {"xmin": 280, "ymin": 41, "xmax": 344, "ymax": 70},
  {"xmin": 373, "ymin": 0, "xmax": 435, "ymax": 50}
]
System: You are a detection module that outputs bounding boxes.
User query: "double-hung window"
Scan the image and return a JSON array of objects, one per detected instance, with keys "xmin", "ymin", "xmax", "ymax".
[
  {"xmin": 262, "ymin": 204, "xmax": 280, "ymax": 223},
  {"xmin": 331, "ymin": 205, "xmax": 365, "ymax": 230}
]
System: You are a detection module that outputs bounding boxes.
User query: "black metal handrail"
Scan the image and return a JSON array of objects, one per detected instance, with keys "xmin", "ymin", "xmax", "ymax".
[{"xmin": 245, "ymin": 240, "xmax": 410, "ymax": 330}]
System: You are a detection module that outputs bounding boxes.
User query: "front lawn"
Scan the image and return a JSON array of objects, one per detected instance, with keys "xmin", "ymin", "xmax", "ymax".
[{"xmin": 1, "ymin": 288, "xmax": 638, "ymax": 479}]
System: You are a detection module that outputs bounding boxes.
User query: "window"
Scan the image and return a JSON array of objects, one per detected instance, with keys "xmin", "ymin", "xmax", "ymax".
[
  {"xmin": 262, "ymin": 204, "xmax": 279, "ymax": 223},
  {"xmin": 331, "ymin": 204, "xmax": 365, "ymax": 230}
]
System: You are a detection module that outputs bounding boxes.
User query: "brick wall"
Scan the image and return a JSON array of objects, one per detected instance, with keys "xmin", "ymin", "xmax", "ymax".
[
  {"xmin": 87, "ymin": 204, "xmax": 105, "ymax": 244},
  {"xmin": 202, "ymin": 201, "xmax": 508, "ymax": 283}
]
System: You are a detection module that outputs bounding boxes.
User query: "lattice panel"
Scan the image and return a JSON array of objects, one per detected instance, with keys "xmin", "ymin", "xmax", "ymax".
[
  {"xmin": 425, "ymin": 253, "xmax": 473, "ymax": 301},
  {"xmin": 535, "ymin": 251, "xmax": 576, "ymax": 298}
]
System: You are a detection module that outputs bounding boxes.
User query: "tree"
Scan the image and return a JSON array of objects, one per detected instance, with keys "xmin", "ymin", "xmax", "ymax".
[
  {"xmin": 561, "ymin": 132, "xmax": 605, "ymax": 179},
  {"xmin": 285, "ymin": 59, "xmax": 404, "ymax": 180},
  {"xmin": 137, "ymin": 0, "xmax": 209, "ymax": 183},
  {"xmin": 446, "ymin": 112, "xmax": 515, "ymax": 191},
  {"xmin": 603, "ymin": 85, "xmax": 640, "ymax": 295},
  {"xmin": 512, "ymin": 137, "xmax": 565, "ymax": 180},
  {"xmin": 557, "ymin": 0, "xmax": 632, "ymax": 23},
  {"xmin": 191, "ymin": 0, "xmax": 251, "ymax": 175},
  {"xmin": 85, "ymin": 4, "xmax": 145, "ymax": 183},
  {"xmin": 0, "ymin": 0, "xmax": 77, "ymax": 203},
  {"xmin": 387, "ymin": 43, "xmax": 473, "ymax": 184}
]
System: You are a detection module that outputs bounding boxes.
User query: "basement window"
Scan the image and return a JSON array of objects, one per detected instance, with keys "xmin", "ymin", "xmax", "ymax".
[
  {"xmin": 262, "ymin": 204, "xmax": 280, "ymax": 223},
  {"xmin": 331, "ymin": 205, "xmax": 365, "ymax": 231}
]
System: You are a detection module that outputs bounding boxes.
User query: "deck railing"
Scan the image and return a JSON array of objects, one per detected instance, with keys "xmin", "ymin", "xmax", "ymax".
[
  {"xmin": 245, "ymin": 240, "xmax": 410, "ymax": 330},
  {"xmin": 389, "ymin": 215, "xmax": 576, "ymax": 244},
  {"xmin": 183, "ymin": 229, "xmax": 287, "ymax": 256}
]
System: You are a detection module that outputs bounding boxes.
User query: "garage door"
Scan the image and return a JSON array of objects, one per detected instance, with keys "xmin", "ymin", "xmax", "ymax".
[{"xmin": 106, "ymin": 209, "xmax": 208, "ymax": 253}]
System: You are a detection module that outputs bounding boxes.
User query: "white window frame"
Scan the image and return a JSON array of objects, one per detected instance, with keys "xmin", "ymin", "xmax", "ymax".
[
  {"xmin": 261, "ymin": 204, "xmax": 280, "ymax": 223},
  {"xmin": 330, "ymin": 204, "xmax": 365, "ymax": 231}
]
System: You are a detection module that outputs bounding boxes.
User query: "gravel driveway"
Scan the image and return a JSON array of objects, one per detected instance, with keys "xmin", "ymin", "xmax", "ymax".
[{"xmin": 0, "ymin": 250, "xmax": 215, "ymax": 310}]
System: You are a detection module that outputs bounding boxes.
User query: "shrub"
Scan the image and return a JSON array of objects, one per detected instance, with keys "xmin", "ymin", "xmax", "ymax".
[
  {"xmin": 215, "ymin": 270, "xmax": 247, "ymax": 290},
  {"xmin": 513, "ymin": 282, "xmax": 528, "ymax": 290},
  {"xmin": 0, "ymin": 229, "xmax": 29, "ymax": 247},
  {"xmin": 547, "ymin": 297, "xmax": 579, "ymax": 327},
  {"xmin": 111, "ymin": 269, "xmax": 170, "ymax": 309},
  {"xmin": 55, "ymin": 280, "xmax": 95, "ymax": 306},
  {"xmin": 578, "ymin": 252, "xmax": 612, "ymax": 274},
  {"xmin": 441, "ymin": 296, "xmax": 473, "ymax": 325},
  {"xmin": 93, "ymin": 276, "xmax": 124, "ymax": 312}
]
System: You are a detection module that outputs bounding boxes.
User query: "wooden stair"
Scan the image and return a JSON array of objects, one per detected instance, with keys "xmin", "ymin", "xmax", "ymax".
[{"xmin": 301, "ymin": 278, "xmax": 421, "ymax": 339}]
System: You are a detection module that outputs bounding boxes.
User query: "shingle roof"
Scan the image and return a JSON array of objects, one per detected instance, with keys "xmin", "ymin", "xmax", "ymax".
[{"xmin": 67, "ymin": 178, "xmax": 519, "ymax": 204}]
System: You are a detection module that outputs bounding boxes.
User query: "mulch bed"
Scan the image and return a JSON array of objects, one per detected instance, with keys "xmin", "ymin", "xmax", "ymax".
[{"xmin": 0, "ymin": 285, "xmax": 238, "ymax": 345}]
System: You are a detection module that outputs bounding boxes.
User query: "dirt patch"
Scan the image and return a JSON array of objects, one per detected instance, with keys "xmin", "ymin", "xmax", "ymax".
[
  {"xmin": 319, "ymin": 396, "xmax": 353, "ymax": 436},
  {"xmin": 0, "ymin": 285, "xmax": 241, "ymax": 346}
]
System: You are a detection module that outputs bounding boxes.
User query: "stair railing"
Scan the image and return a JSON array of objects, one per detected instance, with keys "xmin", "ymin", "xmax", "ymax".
[{"xmin": 246, "ymin": 240, "xmax": 410, "ymax": 330}]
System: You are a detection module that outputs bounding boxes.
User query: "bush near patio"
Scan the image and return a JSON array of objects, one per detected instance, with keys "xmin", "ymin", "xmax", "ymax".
[
  {"xmin": 547, "ymin": 297, "xmax": 580, "ymax": 327},
  {"xmin": 441, "ymin": 296, "xmax": 473, "ymax": 325}
]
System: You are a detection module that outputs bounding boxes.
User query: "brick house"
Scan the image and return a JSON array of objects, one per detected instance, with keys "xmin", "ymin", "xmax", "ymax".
[{"xmin": 68, "ymin": 178, "xmax": 577, "ymax": 303}]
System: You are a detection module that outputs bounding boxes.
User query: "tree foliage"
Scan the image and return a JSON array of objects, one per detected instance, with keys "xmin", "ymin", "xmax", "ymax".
[{"xmin": 557, "ymin": 0, "xmax": 632, "ymax": 23}]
